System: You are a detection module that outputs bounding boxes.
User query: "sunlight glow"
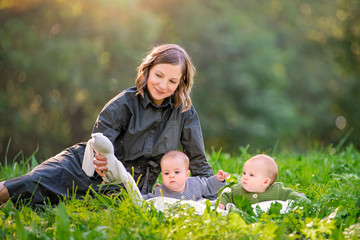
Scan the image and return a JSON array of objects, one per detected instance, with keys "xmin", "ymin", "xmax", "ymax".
[
  {"xmin": 300, "ymin": 3, "xmax": 311, "ymax": 15},
  {"xmin": 336, "ymin": 9, "xmax": 347, "ymax": 21},
  {"xmin": 335, "ymin": 116, "xmax": 346, "ymax": 130}
]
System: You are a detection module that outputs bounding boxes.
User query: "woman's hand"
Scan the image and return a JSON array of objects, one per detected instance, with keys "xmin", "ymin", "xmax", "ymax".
[{"xmin": 93, "ymin": 153, "xmax": 108, "ymax": 178}]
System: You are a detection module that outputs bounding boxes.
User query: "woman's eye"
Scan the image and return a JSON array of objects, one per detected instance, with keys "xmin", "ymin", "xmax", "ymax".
[
  {"xmin": 170, "ymin": 80, "xmax": 177, "ymax": 84},
  {"xmin": 156, "ymin": 73, "xmax": 162, "ymax": 77}
]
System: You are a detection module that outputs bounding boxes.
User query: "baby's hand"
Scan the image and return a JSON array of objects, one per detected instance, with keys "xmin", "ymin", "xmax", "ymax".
[
  {"xmin": 218, "ymin": 203, "xmax": 225, "ymax": 210},
  {"xmin": 216, "ymin": 170, "xmax": 230, "ymax": 182}
]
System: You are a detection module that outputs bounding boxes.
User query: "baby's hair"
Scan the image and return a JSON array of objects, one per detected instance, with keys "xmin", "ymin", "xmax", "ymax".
[
  {"xmin": 248, "ymin": 154, "xmax": 278, "ymax": 184},
  {"xmin": 161, "ymin": 150, "xmax": 190, "ymax": 170},
  {"xmin": 135, "ymin": 44, "xmax": 196, "ymax": 112}
]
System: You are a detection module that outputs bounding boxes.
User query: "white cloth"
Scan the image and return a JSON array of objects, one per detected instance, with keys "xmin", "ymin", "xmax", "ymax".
[
  {"xmin": 146, "ymin": 196, "xmax": 227, "ymax": 215},
  {"xmin": 251, "ymin": 200, "xmax": 293, "ymax": 215},
  {"xmin": 82, "ymin": 133, "xmax": 143, "ymax": 206}
]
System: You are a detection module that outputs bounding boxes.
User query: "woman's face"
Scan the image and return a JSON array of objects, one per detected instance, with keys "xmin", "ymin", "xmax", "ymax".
[{"xmin": 147, "ymin": 63, "xmax": 182, "ymax": 106}]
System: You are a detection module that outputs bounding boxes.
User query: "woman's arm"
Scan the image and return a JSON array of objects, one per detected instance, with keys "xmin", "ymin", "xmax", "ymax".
[
  {"xmin": 181, "ymin": 106, "xmax": 213, "ymax": 178},
  {"xmin": 91, "ymin": 91, "xmax": 130, "ymax": 176},
  {"xmin": 92, "ymin": 91, "xmax": 129, "ymax": 143}
]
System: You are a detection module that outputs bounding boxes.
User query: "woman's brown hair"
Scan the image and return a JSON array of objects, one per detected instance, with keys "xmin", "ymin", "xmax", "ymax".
[{"xmin": 135, "ymin": 44, "xmax": 196, "ymax": 112}]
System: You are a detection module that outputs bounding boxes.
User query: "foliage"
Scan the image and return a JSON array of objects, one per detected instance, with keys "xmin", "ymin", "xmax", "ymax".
[
  {"xmin": 1, "ymin": 0, "xmax": 360, "ymax": 162},
  {"xmin": 0, "ymin": 145, "xmax": 359, "ymax": 239}
]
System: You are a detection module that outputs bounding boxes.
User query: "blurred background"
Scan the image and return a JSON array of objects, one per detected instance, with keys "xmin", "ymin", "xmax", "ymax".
[{"xmin": 0, "ymin": 0, "xmax": 359, "ymax": 162}]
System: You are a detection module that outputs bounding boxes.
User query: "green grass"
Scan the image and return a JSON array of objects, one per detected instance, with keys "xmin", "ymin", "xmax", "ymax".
[{"xmin": 1, "ymin": 144, "xmax": 359, "ymax": 239}]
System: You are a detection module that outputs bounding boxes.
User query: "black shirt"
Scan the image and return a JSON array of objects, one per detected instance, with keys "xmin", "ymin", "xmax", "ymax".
[{"xmin": 92, "ymin": 87, "xmax": 213, "ymax": 193}]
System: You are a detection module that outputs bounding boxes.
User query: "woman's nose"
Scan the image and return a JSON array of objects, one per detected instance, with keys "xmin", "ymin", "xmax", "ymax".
[{"xmin": 158, "ymin": 79, "xmax": 166, "ymax": 90}]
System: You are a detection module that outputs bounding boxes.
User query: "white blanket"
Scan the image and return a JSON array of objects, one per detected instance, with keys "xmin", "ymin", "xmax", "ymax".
[
  {"xmin": 251, "ymin": 200, "xmax": 293, "ymax": 214},
  {"xmin": 82, "ymin": 133, "xmax": 293, "ymax": 215},
  {"xmin": 146, "ymin": 197, "xmax": 227, "ymax": 215}
]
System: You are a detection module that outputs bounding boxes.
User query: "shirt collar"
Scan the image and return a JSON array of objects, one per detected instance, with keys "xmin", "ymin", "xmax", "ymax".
[{"xmin": 140, "ymin": 88, "xmax": 174, "ymax": 109}]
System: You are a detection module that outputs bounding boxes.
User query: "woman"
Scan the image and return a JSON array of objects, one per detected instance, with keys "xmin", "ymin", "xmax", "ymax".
[{"xmin": 0, "ymin": 44, "xmax": 214, "ymax": 206}]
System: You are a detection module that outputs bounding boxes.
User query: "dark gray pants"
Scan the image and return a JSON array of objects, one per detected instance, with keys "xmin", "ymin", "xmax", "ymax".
[{"xmin": 4, "ymin": 143, "xmax": 121, "ymax": 207}]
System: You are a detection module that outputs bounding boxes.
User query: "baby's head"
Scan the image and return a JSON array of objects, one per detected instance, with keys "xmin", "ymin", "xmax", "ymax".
[
  {"xmin": 241, "ymin": 154, "xmax": 278, "ymax": 193},
  {"xmin": 160, "ymin": 151, "xmax": 191, "ymax": 193}
]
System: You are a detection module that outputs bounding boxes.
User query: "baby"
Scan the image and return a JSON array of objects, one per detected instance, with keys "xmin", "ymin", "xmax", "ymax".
[
  {"xmin": 218, "ymin": 154, "xmax": 309, "ymax": 210},
  {"xmin": 142, "ymin": 150, "xmax": 229, "ymax": 201}
]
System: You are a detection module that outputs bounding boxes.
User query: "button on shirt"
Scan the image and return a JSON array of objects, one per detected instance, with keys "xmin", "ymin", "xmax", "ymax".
[{"xmin": 92, "ymin": 87, "xmax": 213, "ymax": 193}]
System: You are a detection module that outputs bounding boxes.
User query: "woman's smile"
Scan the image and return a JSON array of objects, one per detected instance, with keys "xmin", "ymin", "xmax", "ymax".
[{"xmin": 147, "ymin": 63, "xmax": 182, "ymax": 106}]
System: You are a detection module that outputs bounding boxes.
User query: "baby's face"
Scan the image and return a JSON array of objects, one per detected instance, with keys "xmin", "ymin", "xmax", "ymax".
[
  {"xmin": 161, "ymin": 157, "xmax": 190, "ymax": 193},
  {"xmin": 241, "ymin": 160, "xmax": 269, "ymax": 193}
]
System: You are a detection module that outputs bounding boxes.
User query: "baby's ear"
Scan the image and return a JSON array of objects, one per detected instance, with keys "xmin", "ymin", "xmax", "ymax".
[
  {"xmin": 263, "ymin": 178, "xmax": 271, "ymax": 187},
  {"xmin": 186, "ymin": 170, "xmax": 191, "ymax": 178}
]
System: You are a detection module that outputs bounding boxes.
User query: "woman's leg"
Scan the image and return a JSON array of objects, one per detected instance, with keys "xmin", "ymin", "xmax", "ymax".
[
  {"xmin": 0, "ymin": 181, "xmax": 10, "ymax": 203},
  {"xmin": 1, "ymin": 142, "xmax": 121, "ymax": 207}
]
